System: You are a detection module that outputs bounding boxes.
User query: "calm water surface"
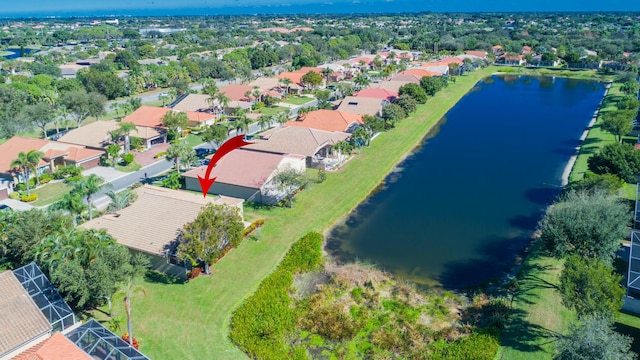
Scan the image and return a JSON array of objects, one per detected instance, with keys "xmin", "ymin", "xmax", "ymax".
[{"xmin": 326, "ymin": 75, "xmax": 606, "ymax": 289}]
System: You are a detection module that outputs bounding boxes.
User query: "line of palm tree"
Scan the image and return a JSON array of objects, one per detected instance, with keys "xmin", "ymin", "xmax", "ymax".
[{"xmin": 74, "ymin": 174, "xmax": 106, "ymax": 221}]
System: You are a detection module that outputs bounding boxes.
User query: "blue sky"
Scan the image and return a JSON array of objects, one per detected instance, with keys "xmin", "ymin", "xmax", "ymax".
[{"xmin": 4, "ymin": 0, "xmax": 640, "ymax": 16}]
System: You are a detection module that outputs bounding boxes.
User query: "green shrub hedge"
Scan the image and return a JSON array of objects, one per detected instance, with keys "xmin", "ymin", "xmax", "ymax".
[{"xmin": 230, "ymin": 232, "xmax": 323, "ymax": 360}]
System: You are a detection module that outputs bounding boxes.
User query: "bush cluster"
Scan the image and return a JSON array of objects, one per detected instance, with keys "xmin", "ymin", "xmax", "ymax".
[
  {"xmin": 242, "ymin": 219, "xmax": 265, "ymax": 237},
  {"xmin": 230, "ymin": 232, "xmax": 323, "ymax": 360},
  {"xmin": 20, "ymin": 193, "xmax": 38, "ymax": 202}
]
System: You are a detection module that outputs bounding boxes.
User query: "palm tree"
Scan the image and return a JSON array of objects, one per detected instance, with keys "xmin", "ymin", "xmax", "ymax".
[
  {"xmin": 50, "ymin": 193, "xmax": 87, "ymax": 226},
  {"xmin": 353, "ymin": 75, "xmax": 370, "ymax": 90},
  {"xmin": 234, "ymin": 115, "xmax": 251, "ymax": 135},
  {"xmin": 216, "ymin": 93, "xmax": 231, "ymax": 114},
  {"xmin": 275, "ymin": 112, "xmax": 288, "ymax": 127},
  {"xmin": 321, "ymin": 67, "xmax": 333, "ymax": 83},
  {"xmin": 74, "ymin": 174, "xmax": 105, "ymax": 221},
  {"xmin": 122, "ymin": 254, "xmax": 150, "ymax": 347},
  {"xmin": 106, "ymin": 189, "xmax": 136, "ymax": 214},
  {"xmin": 111, "ymin": 102, "xmax": 122, "ymax": 120},
  {"xmin": 278, "ymin": 78, "xmax": 292, "ymax": 95},
  {"xmin": 11, "ymin": 150, "xmax": 44, "ymax": 196},
  {"xmin": 258, "ymin": 114, "xmax": 271, "ymax": 131},
  {"xmin": 119, "ymin": 122, "xmax": 138, "ymax": 153},
  {"xmin": 166, "ymin": 141, "xmax": 191, "ymax": 172}
]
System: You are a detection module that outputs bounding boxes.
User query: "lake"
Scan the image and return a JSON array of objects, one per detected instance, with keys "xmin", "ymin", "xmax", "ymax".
[
  {"xmin": 325, "ymin": 75, "xmax": 606, "ymax": 289},
  {"xmin": 2, "ymin": 48, "xmax": 37, "ymax": 59}
]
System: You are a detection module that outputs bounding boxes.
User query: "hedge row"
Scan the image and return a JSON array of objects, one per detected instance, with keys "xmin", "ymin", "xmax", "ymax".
[{"xmin": 230, "ymin": 232, "xmax": 323, "ymax": 360}]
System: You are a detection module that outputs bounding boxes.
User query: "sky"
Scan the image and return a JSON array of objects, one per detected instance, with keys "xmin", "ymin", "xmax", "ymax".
[{"xmin": 3, "ymin": 0, "xmax": 640, "ymax": 17}]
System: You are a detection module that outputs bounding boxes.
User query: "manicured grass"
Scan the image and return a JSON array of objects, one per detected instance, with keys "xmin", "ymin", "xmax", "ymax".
[
  {"xmin": 97, "ymin": 67, "xmax": 498, "ymax": 359},
  {"xmin": 282, "ymin": 96, "xmax": 314, "ymax": 105},
  {"xmin": 499, "ymin": 81, "xmax": 640, "ymax": 359},
  {"xmin": 31, "ymin": 181, "xmax": 73, "ymax": 206},
  {"xmin": 497, "ymin": 244, "xmax": 575, "ymax": 360},
  {"xmin": 115, "ymin": 161, "xmax": 142, "ymax": 173},
  {"xmin": 257, "ymin": 106, "xmax": 288, "ymax": 118},
  {"xmin": 182, "ymin": 134, "xmax": 204, "ymax": 148}
]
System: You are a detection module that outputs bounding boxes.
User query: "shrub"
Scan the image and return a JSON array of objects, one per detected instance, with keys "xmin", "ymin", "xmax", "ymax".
[
  {"xmin": 9, "ymin": 192, "xmax": 20, "ymax": 200},
  {"xmin": 65, "ymin": 175, "xmax": 83, "ymax": 183},
  {"xmin": 230, "ymin": 232, "xmax": 324, "ymax": 359},
  {"xmin": 188, "ymin": 267, "xmax": 202, "ymax": 280},
  {"xmin": 21, "ymin": 194, "xmax": 38, "ymax": 202},
  {"xmin": 120, "ymin": 334, "xmax": 140, "ymax": 350},
  {"xmin": 16, "ymin": 183, "xmax": 26, "ymax": 191},
  {"xmin": 122, "ymin": 153, "xmax": 135, "ymax": 165},
  {"xmin": 39, "ymin": 173, "xmax": 53, "ymax": 184},
  {"xmin": 243, "ymin": 219, "xmax": 265, "ymax": 237},
  {"xmin": 129, "ymin": 136, "xmax": 143, "ymax": 150},
  {"xmin": 154, "ymin": 151, "xmax": 167, "ymax": 159}
]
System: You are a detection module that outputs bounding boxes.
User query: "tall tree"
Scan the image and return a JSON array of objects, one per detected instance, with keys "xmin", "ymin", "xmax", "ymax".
[
  {"xmin": 21, "ymin": 103, "xmax": 54, "ymax": 139},
  {"xmin": 166, "ymin": 141, "xmax": 193, "ymax": 172},
  {"xmin": 162, "ymin": 111, "xmax": 190, "ymax": 140},
  {"xmin": 398, "ymin": 83, "xmax": 427, "ymax": 104},
  {"xmin": 554, "ymin": 316, "xmax": 636, "ymax": 360},
  {"xmin": 202, "ymin": 124, "xmax": 228, "ymax": 148},
  {"xmin": 51, "ymin": 192, "xmax": 87, "ymax": 226},
  {"xmin": 559, "ymin": 255, "xmax": 625, "ymax": 317},
  {"xmin": 601, "ymin": 110, "xmax": 635, "ymax": 142},
  {"xmin": 122, "ymin": 253, "xmax": 150, "ymax": 346},
  {"xmin": 539, "ymin": 190, "xmax": 628, "ymax": 264},
  {"xmin": 177, "ymin": 204, "xmax": 244, "ymax": 274},
  {"xmin": 275, "ymin": 166, "xmax": 306, "ymax": 208},
  {"xmin": 119, "ymin": 121, "xmax": 138, "ymax": 153},
  {"xmin": 60, "ymin": 90, "xmax": 106, "ymax": 128},
  {"xmin": 588, "ymin": 142, "xmax": 640, "ymax": 183}
]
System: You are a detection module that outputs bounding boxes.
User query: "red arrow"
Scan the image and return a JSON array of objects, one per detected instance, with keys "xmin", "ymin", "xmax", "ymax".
[{"xmin": 198, "ymin": 135, "xmax": 253, "ymax": 197}]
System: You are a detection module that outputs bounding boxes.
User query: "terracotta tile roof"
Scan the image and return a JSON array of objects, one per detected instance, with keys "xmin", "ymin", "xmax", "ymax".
[
  {"xmin": 61, "ymin": 147, "xmax": 104, "ymax": 163},
  {"xmin": 80, "ymin": 185, "xmax": 243, "ymax": 256},
  {"xmin": 336, "ymin": 97, "xmax": 386, "ymax": 117},
  {"xmin": 398, "ymin": 68, "xmax": 440, "ymax": 78},
  {"xmin": 0, "ymin": 271, "xmax": 51, "ymax": 357},
  {"xmin": 285, "ymin": 109, "xmax": 363, "ymax": 132},
  {"xmin": 123, "ymin": 106, "xmax": 215, "ymax": 128},
  {"xmin": 182, "ymin": 149, "xmax": 288, "ymax": 189},
  {"xmin": 465, "ymin": 50, "xmax": 488, "ymax": 58},
  {"xmin": 245, "ymin": 127, "xmax": 350, "ymax": 157},
  {"xmin": 0, "ymin": 137, "xmax": 50, "ymax": 174},
  {"xmin": 355, "ymin": 88, "xmax": 398, "ymax": 101},
  {"xmin": 220, "ymin": 85, "xmax": 254, "ymax": 102},
  {"xmin": 12, "ymin": 332, "xmax": 90, "ymax": 360},
  {"xmin": 277, "ymin": 71, "xmax": 304, "ymax": 85}
]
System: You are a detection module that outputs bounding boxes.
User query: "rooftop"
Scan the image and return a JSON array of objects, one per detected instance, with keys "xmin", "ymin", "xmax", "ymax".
[
  {"xmin": 336, "ymin": 97, "xmax": 386, "ymax": 117},
  {"xmin": 285, "ymin": 109, "xmax": 363, "ymax": 132},
  {"xmin": 80, "ymin": 185, "xmax": 243, "ymax": 256},
  {"xmin": 0, "ymin": 270, "xmax": 51, "ymax": 358},
  {"xmin": 245, "ymin": 127, "xmax": 350, "ymax": 157},
  {"xmin": 12, "ymin": 333, "xmax": 90, "ymax": 360}
]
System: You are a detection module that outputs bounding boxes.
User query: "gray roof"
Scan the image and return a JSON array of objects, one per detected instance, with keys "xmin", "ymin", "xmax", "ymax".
[{"xmin": 0, "ymin": 271, "xmax": 51, "ymax": 357}]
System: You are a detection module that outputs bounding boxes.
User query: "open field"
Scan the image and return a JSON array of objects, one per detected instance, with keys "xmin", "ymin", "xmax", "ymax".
[
  {"xmin": 98, "ymin": 67, "xmax": 498, "ymax": 359},
  {"xmin": 499, "ymin": 81, "xmax": 640, "ymax": 359}
]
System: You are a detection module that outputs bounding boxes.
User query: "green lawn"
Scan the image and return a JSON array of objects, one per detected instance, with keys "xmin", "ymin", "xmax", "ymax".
[
  {"xmin": 31, "ymin": 181, "xmax": 73, "ymax": 206},
  {"xmin": 257, "ymin": 106, "xmax": 288, "ymax": 118},
  {"xmin": 115, "ymin": 161, "xmax": 142, "ymax": 173},
  {"xmin": 282, "ymin": 96, "xmax": 314, "ymax": 105},
  {"xmin": 499, "ymin": 81, "xmax": 640, "ymax": 359},
  {"xmin": 97, "ymin": 67, "xmax": 499, "ymax": 359},
  {"xmin": 183, "ymin": 134, "xmax": 204, "ymax": 148}
]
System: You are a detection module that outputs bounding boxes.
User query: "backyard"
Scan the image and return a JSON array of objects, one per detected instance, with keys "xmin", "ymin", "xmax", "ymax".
[{"xmin": 97, "ymin": 67, "xmax": 499, "ymax": 359}]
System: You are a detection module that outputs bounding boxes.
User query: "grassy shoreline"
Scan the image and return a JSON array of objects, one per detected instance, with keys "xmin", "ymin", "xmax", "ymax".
[{"xmin": 101, "ymin": 66, "xmax": 497, "ymax": 359}]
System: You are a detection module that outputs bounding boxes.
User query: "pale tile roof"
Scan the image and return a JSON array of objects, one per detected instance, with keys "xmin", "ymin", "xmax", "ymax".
[
  {"xmin": 355, "ymin": 88, "xmax": 398, "ymax": 101},
  {"xmin": 183, "ymin": 149, "xmax": 289, "ymax": 190},
  {"xmin": 219, "ymin": 85, "xmax": 254, "ymax": 102},
  {"xmin": 80, "ymin": 185, "xmax": 243, "ymax": 256},
  {"xmin": 285, "ymin": 109, "xmax": 363, "ymax": 133},
  {"xmin": 371, "ymin": 80, "xmax": 415, "ymax": 93},
  {"xmin": 0, "ymin": 271, "xmax": 51, "ymax": 357},
  {"xmin": 245, "ymin": 127, "xmax": 350, "ymax": 157},
  {"xmin": 336, "ymin": 97, "xmax": 386, "ymax": 117},
  {"xmin": 170, "ymin": 94, "xmax": 213, "ymax": 113},
  {"xmin": 123, "ymin": 106, "xmax": 215, "ymax": 128},
  {"xmin": 58, "ymin": 120, "xmax": 161, "ymax": 149}
]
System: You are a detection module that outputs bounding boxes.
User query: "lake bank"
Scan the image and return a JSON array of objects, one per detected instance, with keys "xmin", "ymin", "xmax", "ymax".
[{"xmin": 115, "ymin": 67, "xmax": 498, "ymax": 359}]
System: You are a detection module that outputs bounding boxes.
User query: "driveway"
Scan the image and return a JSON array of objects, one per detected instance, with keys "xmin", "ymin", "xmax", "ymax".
[
  {"xmin": 135, "ymin": 144, "xmax": 170, "ymax": 167},
  {"xmin": 0, "ymin": 199, "xmax": 35, "ymax": 211},
  {"xmin": 83, "ymin": 166, "xmax": 126, "ymax": 183}
]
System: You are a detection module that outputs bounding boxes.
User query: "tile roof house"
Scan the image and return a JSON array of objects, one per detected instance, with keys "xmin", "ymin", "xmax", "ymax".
[
  {"xmin": 182, "ymin": 149, "xmax": 306, "ymax": 205},
  {"xmin": 355, "ymin": 88, "xmax": 398, "ymax": 101},
  {"xmin": 0, "ymin": 137, "xmax": 104, "ymax": 184},
  {"xmin": 285, "ymin": 109, "xmax": 364, "ymax": 133},
  {"xmin": 397, "ymin": 68, "xmax": 440, "ymax": 78},
  {"xmin": 57, "ymin": 120, "xmax": 166, "ymax": 151},
  {"xmin": 219, "ymin": 84, "xmax": 255, "ymax": 102},
  {"xmin": 169, "ymin": 93, "xmax": 218, "ymax": 113},
  {"xmin": 465, "ymin": 50, "xmax": 489, "ymax": 59},
  {"xmin": 371, "ymin": 80, "xmax": 416, "ymax": 93},
  {"xmin": 81, "ymin": 185, "xmax": 244, "ymax": 279},
  {"xmin": 0, "ymin": 271, "xmax": 52, "ymax": 360},
  {"xmin": 245, "ymin": 126, "xmax": 350, "ymax": 167},
  {"xmin": 336, "ymin": 97, "xmax": 388, "ymax": 117},
  {"xmin": 11, "ymin": 333, "xmax": 90, "ymax": 360},
  {"xmin": 389, "ymin": 73, "xmax": 423, "ymax": 84}
]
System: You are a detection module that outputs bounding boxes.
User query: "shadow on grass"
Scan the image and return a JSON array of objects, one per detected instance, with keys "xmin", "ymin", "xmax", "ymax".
[
  {"xmin": 500, "ymin": 307, "xmax": 561, "ymax": 354},
  {"xmin": 244, "ymin": 201, "xmax": 273, "ymax": 212},
  {"xmin": 145, "ymin": 270, "xmax": 185, "ymax": 285},
  {"xmin": 614, "ymin": 319, "xmax": 640, "ymax": 356}
]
